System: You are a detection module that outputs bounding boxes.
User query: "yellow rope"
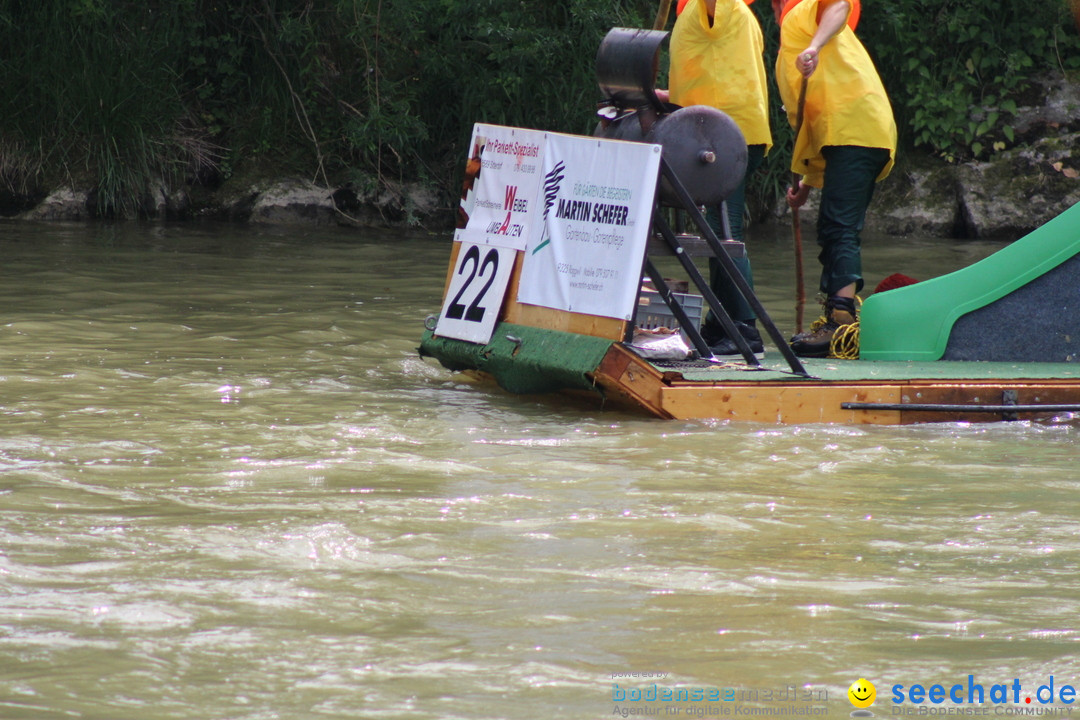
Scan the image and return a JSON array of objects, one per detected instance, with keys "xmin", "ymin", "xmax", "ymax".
[
  {"xmin": 791, "ymin": 296, "xmax": 863, "ymax": 358},
  {"xmin": 827, "ymin": 296, "xmax": 862, "ymax": 359},
  {"xmin": 805, "ymin": 314, "xmax": 827, "ymax": 334},
  {"xmin": 829, "ymin": 321, "xmax": 860, "ymax": 359}
]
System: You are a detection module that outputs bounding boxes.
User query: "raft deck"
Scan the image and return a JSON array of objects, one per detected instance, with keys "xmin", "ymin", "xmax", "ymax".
[
  {"xmin": 420, "ymin": 324, "xmax": 1080, "ymax": 424},
  {"xmin": 600, "ymin": 345, "xmax": 1080, "ymax": 424},
  {"xmin": 425, "ymin": 116, "xmax": 1080, "ymax": 426}
]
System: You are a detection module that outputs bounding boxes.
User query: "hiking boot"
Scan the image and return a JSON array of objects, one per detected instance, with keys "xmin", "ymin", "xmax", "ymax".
[
  {"xmin": 790, "ymin": 296, "xmax": 857, "ymax": 358},
  {"xmin": 708, "ymin": 320, "xmax": 765, "ymax": 360},
  {"xmin": 789, "ymin": 296, "xmax": 835, "ymax": 344}
]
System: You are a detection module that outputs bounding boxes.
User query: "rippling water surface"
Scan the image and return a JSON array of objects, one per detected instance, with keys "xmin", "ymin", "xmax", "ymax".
[{"xmin": 1, "ymin": 222, "xmax": 1078, "ymax": 720}]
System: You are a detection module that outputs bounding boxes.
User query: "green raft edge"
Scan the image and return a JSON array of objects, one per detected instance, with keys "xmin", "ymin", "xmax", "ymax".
[{"xmin": 418, "ymin": 322, "xmax": 615, "ymax": 396}]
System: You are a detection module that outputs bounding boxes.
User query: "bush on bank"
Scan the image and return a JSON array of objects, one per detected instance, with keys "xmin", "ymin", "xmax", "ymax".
[
  {"xmin": 0, "ymin": 0, "xmax": 1076, "ymax": 222},
  {"xmin": 746, "ymin": 0, "xmax": 1080, "ymax": 221}
]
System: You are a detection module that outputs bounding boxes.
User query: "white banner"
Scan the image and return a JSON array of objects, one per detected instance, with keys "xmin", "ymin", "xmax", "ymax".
[
  {"xmin": 455, "ymin": 124, "xmax": 546, "ymax": 251},
  {"xmin": 517, "ymin": 134, "xmax": 661, "ymax": 320}
]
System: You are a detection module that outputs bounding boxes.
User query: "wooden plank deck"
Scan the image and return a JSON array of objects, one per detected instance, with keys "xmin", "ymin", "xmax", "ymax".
[{"xmin": 590, "ymin": 344, "xmax": 1080, "ymax": 424}]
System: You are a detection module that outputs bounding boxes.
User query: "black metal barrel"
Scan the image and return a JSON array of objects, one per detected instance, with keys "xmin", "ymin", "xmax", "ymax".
[{"xmin": 594, "ymin": 27, "xmax": 747, "ymax": 207}]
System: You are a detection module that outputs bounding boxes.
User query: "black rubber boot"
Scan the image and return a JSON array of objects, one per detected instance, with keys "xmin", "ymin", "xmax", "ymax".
[{"xmin": 708, "ymin": 320, "xmax": 764, "ymax": 360}]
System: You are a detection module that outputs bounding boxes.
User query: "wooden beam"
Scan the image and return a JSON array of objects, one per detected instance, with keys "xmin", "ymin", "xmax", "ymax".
[
  {"xmin": 591, "ymin": 344, "xmax": 670, "ymax": 417},
  {"xmin": 661, "ymin": 383, "xmax": 905, "ymax": 424}
]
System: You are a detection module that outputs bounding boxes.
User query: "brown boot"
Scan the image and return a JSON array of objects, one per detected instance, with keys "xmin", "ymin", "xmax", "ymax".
[{"xmin": 790, "ymin": 296, "xmax": 858, "ymax": 358}]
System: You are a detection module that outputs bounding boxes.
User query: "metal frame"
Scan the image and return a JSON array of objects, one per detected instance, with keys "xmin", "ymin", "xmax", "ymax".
[{"xmin": 630, "ymin": 157, "xmax": 810, "ymax": 378}]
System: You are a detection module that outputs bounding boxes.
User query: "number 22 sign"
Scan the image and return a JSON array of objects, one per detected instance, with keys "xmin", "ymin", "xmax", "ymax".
[{"xmin": 434, "ymin": 241, "xmax": 517, "ymax": 344}]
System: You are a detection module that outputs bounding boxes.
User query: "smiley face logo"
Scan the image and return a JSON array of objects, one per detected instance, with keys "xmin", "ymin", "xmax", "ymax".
[{"xmin": 848, "ymin": 678, "xmax": 876, "ymax": 708}]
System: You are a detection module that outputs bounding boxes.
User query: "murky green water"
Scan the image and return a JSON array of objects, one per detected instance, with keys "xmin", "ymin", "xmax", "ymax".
[{"xmin": 1, "ymin": 221, "xmax": 1078, "ymax": 720}]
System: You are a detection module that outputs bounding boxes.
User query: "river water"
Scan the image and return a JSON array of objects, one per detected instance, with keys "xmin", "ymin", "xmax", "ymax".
[{"xmin": 1, "ymin": 221, "xmax": 1078, "ymax": 720}]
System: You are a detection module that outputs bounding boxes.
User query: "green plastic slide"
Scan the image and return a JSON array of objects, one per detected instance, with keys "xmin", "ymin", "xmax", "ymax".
[{"xmin": 860, "ymin": 201, "xmax": 1080, "ymax": 361}]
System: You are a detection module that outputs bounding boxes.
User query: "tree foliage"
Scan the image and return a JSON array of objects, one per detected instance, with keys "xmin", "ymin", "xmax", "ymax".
[
  {"xmin": 0, "ymin": 0, "xmax": 654, "ymax": 216},
  {"xmin": 859, "ymin": 0, "xmax": 1080, "ymax": 161},
  {"xmin": 0, "ymin": 0, "xmax": 1074, "ymax": 220}
]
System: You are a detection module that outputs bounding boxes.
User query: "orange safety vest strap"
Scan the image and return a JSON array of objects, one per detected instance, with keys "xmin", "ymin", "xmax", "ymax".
[{"xmin": 780, "ymin": 0, "xmax": 859, "ymax": 30}]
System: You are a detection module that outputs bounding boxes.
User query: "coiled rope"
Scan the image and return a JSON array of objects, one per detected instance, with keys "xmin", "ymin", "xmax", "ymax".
[
  {"xmin": 829, "ymin": 295, "xmax": 862, "ymax": 359},
  {"xmin": 800, "ymin": 295, "xmax": 862, "ymax": 359},
  {"xmin": 830, "ymin": 322, "xmax": 860, "ymax": 359}
]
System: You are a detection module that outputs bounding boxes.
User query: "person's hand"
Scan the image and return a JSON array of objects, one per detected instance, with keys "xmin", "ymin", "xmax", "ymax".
[
  {"xmin": 654, "ymin": 88, "xmax": 670, "ymax": 103},
  {"xmin": 787, "ymin": 180, "xmax": 811, "ymax": 209},
  {"xmin": 797, "ymin": 48, "xmax": 818, "ymax": 78}
]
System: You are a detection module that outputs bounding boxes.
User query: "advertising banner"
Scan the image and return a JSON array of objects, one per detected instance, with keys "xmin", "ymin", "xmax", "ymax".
[
  {"xmin": 455, "ymin": 124, "xmax": 546, "ymax": 252},
  {"xmin": 437, "ymin": 123, "xmax": 546, "ymax": 345},
  {"xmin": 517, "ymin": 134, "xmax": 661, "ymax": 320}
]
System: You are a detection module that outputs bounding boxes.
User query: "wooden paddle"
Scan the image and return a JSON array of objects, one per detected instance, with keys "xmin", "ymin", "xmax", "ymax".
[{"xmin": 792, "ymin": 77, "xmax": 808, "ymax": 334}]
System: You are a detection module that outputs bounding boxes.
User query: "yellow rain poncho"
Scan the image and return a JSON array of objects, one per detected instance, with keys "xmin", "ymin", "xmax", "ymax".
[
  {"xmin": 775, "ymin": 0, "xmax": 896, "ymax": 187},
  {"xmin": 669, "ymin": 0, "xmax": 773, "ymax": 153}
]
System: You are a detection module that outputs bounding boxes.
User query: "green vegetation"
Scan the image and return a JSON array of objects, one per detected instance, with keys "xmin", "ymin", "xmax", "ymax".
[
  {"xmin": 0, "ymin": 0, "xmax": 1075, "ymax": 221},
  {"xmin": 744, "ymin": 0, "xmax": 1080, "ymax": 220},
  {"xmin": 0, "ymin": 0, "xmax": 655, "ymax": 217},
  {"xmin": 861, "ymin": 0, "xmax": 1080, "ymax": 160}
]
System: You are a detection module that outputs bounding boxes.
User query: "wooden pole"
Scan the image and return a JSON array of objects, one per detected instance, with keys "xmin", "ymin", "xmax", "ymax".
[
  {"xmin": 653, "ymin": 0, "xmax": 675, "ymax": 30},
  {"xmin": 792, "ymin": 78, "xmax": 808, "ymax": 334}
]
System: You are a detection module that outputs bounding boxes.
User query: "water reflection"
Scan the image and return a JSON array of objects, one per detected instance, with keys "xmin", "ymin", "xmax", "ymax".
[{"xmin": 0, "ymin": 221, "xmax": 1074, "ymax": 720}]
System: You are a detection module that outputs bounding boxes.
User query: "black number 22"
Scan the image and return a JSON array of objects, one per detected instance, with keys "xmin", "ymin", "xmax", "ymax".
[{"xmin": 446, "ymin": 245, "xmax": 499, "ymax": 322}]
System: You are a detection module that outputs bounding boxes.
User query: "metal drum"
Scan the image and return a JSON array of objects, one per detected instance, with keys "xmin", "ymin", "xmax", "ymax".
[
  {"xmin": 645, "ymin": 105, "xmax": 746, "ymax": 207},
  {"xmin": 595, "ymin": 27, "xmax": 668, "ymax": 114},
  {"xmin": 593, "ymin": 27, "xmax": 747, "ymax": 207}
]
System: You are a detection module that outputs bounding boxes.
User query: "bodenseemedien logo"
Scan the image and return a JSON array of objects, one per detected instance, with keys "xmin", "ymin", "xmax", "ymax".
[{"xmin": 848, "ymin": 678, "xmax": 876, "ymax": 717}]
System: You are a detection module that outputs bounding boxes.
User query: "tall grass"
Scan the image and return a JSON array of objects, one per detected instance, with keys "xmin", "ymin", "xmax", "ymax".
[{"xmin": 0, "ymin": 2, "xmax": 188, "ymax": 215}]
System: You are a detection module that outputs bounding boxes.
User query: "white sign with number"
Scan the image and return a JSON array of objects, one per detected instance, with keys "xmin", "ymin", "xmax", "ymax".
[{"xmin": 434, "ymin": 241, "xmax": 517, "ymax": 344}]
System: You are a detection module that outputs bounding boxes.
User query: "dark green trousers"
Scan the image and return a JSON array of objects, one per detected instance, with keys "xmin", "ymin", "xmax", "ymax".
[
  {"xmin": 703, "ymin": 143, "xmax": 765, "ymax": 327},
  {"xmin": 816, "ymin": 145, "xmax": 890, "ymax": 296}
]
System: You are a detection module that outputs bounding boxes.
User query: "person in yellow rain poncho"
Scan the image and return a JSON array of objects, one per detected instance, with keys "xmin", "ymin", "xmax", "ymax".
[
  {"xmin": 660, "ymin": 0, "xmax": 773, "ymax": 359},
  {"xmin": 772, "ymin": 0, "xmax": 896, "ymax": 358}
]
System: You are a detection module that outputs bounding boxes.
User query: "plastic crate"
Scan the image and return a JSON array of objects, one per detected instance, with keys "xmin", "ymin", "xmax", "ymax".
[{"xmin": 636, "ymin": 288, "xmax": 704, "ymax": 341}]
